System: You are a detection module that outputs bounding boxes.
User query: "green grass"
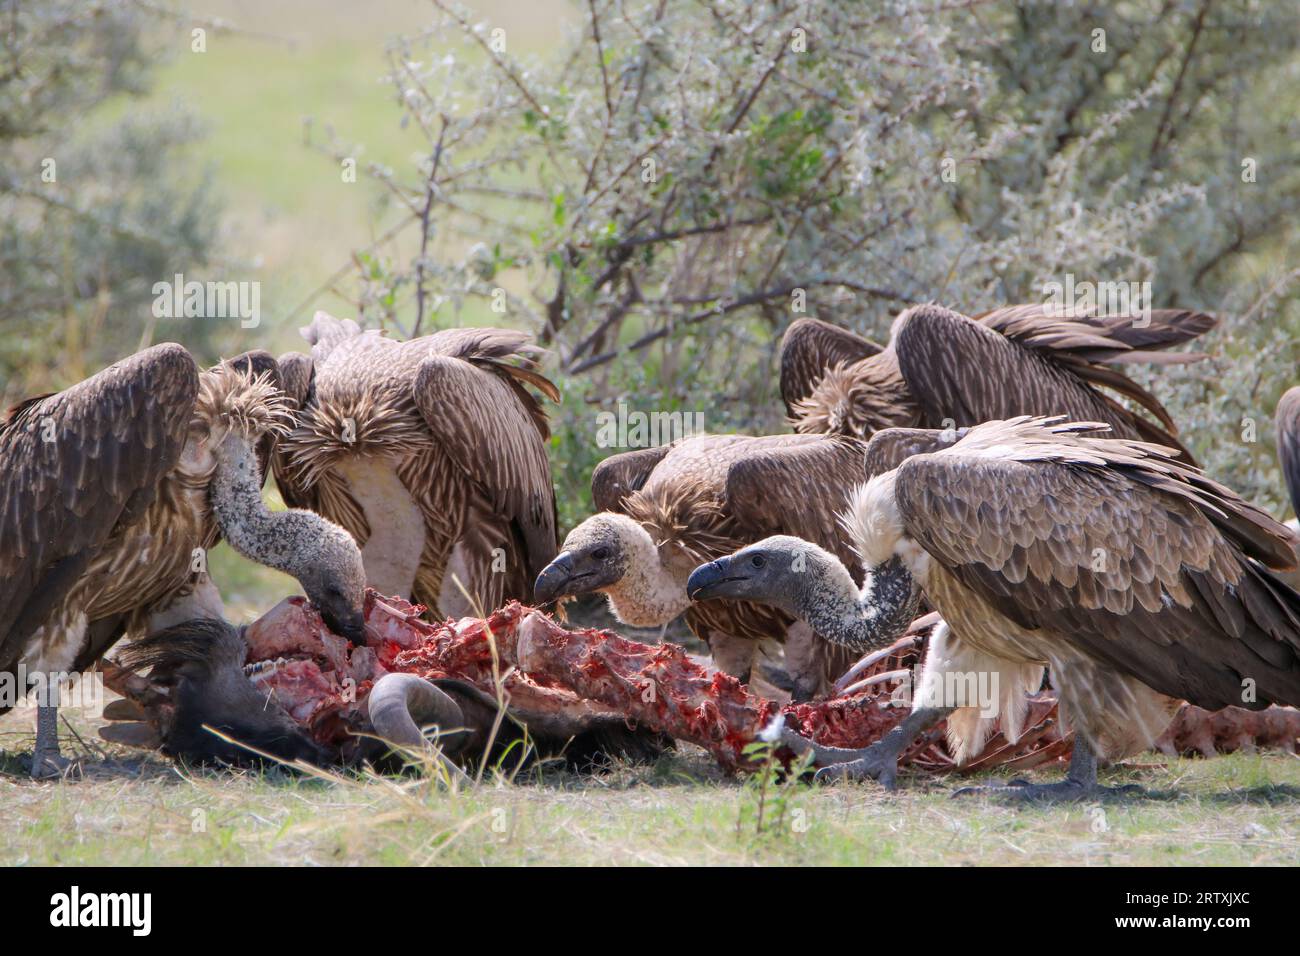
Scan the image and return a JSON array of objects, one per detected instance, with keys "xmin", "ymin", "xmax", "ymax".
[{"xmin": 2, "ymin": 707, "xmax": 1298, "ymax": 865}]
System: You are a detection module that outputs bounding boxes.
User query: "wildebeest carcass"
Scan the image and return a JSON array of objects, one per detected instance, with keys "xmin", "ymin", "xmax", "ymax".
[
  {"xmin": 101, "ymin": 592, "xmax": 674, "ymax": 774},
  {"xmin": 99, "ymin": 591, "xmax": 1300, "ymax": 777}
]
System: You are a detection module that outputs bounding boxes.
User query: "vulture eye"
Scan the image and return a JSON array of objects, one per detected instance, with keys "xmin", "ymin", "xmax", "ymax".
[
  {"xmin": 591, "ymin": 547, "xmax": 610, "ymax": 561},
  {"xmin": 749, "ymin": 554, "xmax": 766, "ymax": 569}
]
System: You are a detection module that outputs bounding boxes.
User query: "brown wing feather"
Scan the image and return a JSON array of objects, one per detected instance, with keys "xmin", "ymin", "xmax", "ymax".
[
  {"xmin": 724, "ymin": 436, "xmax": 870, "ymax": 569},
  {"xmin": 591, "ymin": 445, "xmax": 674, "ymax": 513},
  {"xmin": 1277, "ymin": 386, "xmax": 1300, "ymax": 518},
  {"xmin": 0, "ymin": 344, "xmax": 197, "ymax": 671},
  {"xmin": 413, "ymin": 355, "xmax": 558, "ymax": 581},
  {"xmin": 895, "ymin": 304, "xmax": 1197, "ymax": 460},
  {"xmin": 893, "ymin": 419, "xmax": 1300, "ymax": 711},
  {"xmin": 863, "ymin": 426, "xmax": 972, "ymax": 476},
  {"xmin": 975, "ymin": 304, "xmax": 1216, "ymax": 364},
  {"xmin": 779, "ymin": 317, "xmax": 884, "ymax": 415}
]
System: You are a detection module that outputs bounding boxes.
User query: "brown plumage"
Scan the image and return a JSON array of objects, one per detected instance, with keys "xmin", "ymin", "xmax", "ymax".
[
  {"xmin": 273, "ymin": 312, "xmax": 559, "ymax": 619},
  {"xmin": 782, "ymin": 303, "xmax": 1215, "ymax": 458},
  {"xmin": 690, "ymin": 417, "xmax": 1300, "ymax": 793},
  {"xmin": 0, "ymin": 345, "xmax": 366, "ymax": 773},
  {"xmin": 857, "ymin": 417, "xmax": 1300, "ymax": 762},
  {"xmin": 533, "ymin": 432, "xmax": 879, "ymax": 698}
]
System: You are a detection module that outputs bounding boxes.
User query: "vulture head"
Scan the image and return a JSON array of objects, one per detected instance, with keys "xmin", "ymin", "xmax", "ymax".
[
  {"xmin": 533, "ymin": 513, "xmax": 641, "ymax": 604},
  {"xmin": 688, "ymin": 527, "xmax": 922, "ymax": 654},
  {"xmin": 290, "ymin": 519, "xmax": 368, "ymax": 645},
  {"xmin": 686, "ymin": 534, "xmax": 827, "ymax": 614}
]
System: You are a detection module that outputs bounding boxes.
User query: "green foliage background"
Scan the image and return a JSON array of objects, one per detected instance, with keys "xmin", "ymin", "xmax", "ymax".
[{"xmin": 3, "ymin": 0, "xmax": 1297, "ymax": 599}]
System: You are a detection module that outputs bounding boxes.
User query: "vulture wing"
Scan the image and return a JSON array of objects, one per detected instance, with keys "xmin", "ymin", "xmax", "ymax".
[
  {"xmin": 892, "ymin": 417, "xmax": 1300, "ymax": 711},
  {"xmin": 1277, "ymin": 386, "xmax": 1300, "ymax": 518},
  {"xmin": 412, "ymin": 354, "xmax": 558, "ymax": 580},
  {"xmin": 0, "ymin": 344, "xmax": 198, "ymax": 673},
  {"xmin": 975, "ymin": 304, "xmax": 1215, "ymax": 365},
  {"xmin": 591, "ymin": 445, "xmax": 674, "ymax": 513},
  {"xmin": 270, "ymin": 351, "xmax": 319, "ymax": 513},
  {"xmin": 779, "ymin": 317, "xmax": 884, "ymax": 415},
  {"xmin": 894, "ymin": 304, "xmax": 1198, "ymax": 459},
  {"xmin": 725, "ymin": 436, "xmax": 870, "ymax": 568},
  {"xmin": 863, "ymin": 426, "xmax": 971, "ymax": 476}
]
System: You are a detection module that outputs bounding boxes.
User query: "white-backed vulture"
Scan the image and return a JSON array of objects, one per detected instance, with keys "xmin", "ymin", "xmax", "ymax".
[
  {"xmin": 0, "ymin": 345, "xmax": 366, "ymax": 776},
  {"xmin": 781, "ymin": 304, "xmax": 1215, "ymax": 458},
  {"xmin": 1277, "ymin": 385, "xmax": 1300, "ymax": 590},
  {"xmin": 533, "ymin": 432, "xmax": 890, "ymax": 699},
  {"xmin": 272, "ymin": 312, "xmax": 559, "ymax": 619},
  {"xmin": 687, "ymin": 417, "xmax": 1300, "ymax": 798}
]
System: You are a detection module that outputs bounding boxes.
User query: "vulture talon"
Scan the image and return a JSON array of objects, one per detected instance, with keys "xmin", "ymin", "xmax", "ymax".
[
  {"xmin": 952, "ymin": 738, "xmax": 1148, "ymax": 803},
  {"xmin": 27, "ymin": 751, "xmax": 79, "ymax": 781},
  {"xmin": 779, "ymin": 725, "xmax": 899, "ymax": 788},
  {"xmin": 812, "ymin": 750, "xmax": 898, "ymax": 790},
  {"xmin": 778, "ymin": 707, "xmax": 951, "ymax": 790},
  {"xmin": 951, "ymin": 779, "xmax": 1147, "ymax": 804}
]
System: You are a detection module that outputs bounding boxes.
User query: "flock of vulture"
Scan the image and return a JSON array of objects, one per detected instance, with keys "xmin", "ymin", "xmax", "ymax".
[{"xmin": 2, "ymin": 303, "xmax": 1299, "ymax": 799}]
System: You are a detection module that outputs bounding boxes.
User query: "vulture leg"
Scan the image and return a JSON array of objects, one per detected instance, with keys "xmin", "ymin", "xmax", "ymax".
[
  {"xmin": 780, "ymin": 706, "xmax": 952, "ymax": 790},
  {"xmin": 783, "ymin": 621, "xmax": 821, "ymax": 703},
  {"xmin": 30, "ymin": 698, "xmax": 74, "ymax": 780},
  {"xmin": 951, "ymin": 737, "xmax": 1145, "ymax": 802},
  {"xmin": 708, "ymin": 633, "xmax": 758, "ymax": 685}
]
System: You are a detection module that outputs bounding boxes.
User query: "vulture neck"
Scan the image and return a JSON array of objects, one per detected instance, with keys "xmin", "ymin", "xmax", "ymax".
[
  {"xmin": 604, "ymin": 523, "xmax": 692, "ymax": 627},
  {"xmin": 793, "ymin": 552, "xmax": 921, "ymax": 652},
  {"xmin": 208, "ymin": 433, "xmax": 323, "ymax": 580}
]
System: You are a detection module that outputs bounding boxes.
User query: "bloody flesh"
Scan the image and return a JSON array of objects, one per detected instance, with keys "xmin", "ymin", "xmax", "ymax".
[{"xmin": 216, "ymin": 590, "xmax": 1299, "ymax": 772}]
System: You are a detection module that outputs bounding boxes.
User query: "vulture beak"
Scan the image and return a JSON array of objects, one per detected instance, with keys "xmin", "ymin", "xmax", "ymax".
[
  {"xmin": 687, "ymin": 558, "xmax": 746, "ymax": 601},
  {"xmin": 534, "ymin": 552, "xmax": 577, "ymax": 604},
  {"xmin": 323, "ymin": 607, "xmax": 366, "ymax": 647}
]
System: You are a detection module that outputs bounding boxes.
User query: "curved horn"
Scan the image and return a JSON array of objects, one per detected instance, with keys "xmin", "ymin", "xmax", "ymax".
[
  {"xmin": 367, "ymin": 674, "xmax": 471, "ymax": 781},
  {"xmin": 368, "ymin": 673, "xmax": 465, "ymax": 747}
]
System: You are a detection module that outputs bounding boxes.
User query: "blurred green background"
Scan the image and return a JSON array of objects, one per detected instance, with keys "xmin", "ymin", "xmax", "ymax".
[{"xmin": 4, "ymin": 0, "xmax": 1298, "ymax": 622}]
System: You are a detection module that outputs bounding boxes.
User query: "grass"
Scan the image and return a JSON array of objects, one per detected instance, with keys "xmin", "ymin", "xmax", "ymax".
[{"xmin": 2, "ymin": 707, "xmax": 1298, "ymax": 866}]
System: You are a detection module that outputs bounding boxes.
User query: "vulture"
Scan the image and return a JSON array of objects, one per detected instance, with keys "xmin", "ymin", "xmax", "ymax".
[
  {"xmin": 272, "ymin": 312, "xmax": 559, "ymax": 619},
  {"xmin": 781, "ymin": 303, "xmax": 1215, "ymax": 458},
  {"xmin": 0, "ymin": 345, "xmax": 367, "ymax": 776},
  {"xmin": 687, "ymin": 417, "xmax": 1300, "ymax": 798},
  {"xmin": 1277, "ymin": 386, "xmax": 1300, "ymax": 591},
  {"xmin": 533, "ymin": 432, "xmax": 881, "ymax": 699}
]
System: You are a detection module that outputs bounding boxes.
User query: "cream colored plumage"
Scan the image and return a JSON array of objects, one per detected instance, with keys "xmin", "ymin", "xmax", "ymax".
[{"xmin": 273, "ymin": 313, "xmax": 559, "ymax": 619}]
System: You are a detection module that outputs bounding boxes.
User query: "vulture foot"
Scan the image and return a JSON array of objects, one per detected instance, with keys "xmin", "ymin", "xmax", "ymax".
[
  {"xmin": 778, "ymin": 708, "xmax": 950, "ymax": 790},
  {"xmin": 779, "ymin": 728, "xmax": 895, "ymax": 788},
  {"xmin": 25, "ymin": 751, "xmax": 80, "ymax": 781},
  {"xmin": 950, "ymin": 778, "xmax": 1145, "ymax": 804},
  {"xmin": 815, "ymin": 746, "xmax": 898, "ymax": 789},
  {"xmin": 28, "ymin": 703, "xmax": 77, "ymax": 780},
  {"xmin": 951, "ymin": 737, "xmax": 1145, "ymax": 803}
]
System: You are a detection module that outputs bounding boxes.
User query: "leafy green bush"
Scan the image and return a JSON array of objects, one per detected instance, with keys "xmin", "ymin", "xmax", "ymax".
[{"xmin": 320, "ymin": 1, "xmax": 1300, "ymax": 520}]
